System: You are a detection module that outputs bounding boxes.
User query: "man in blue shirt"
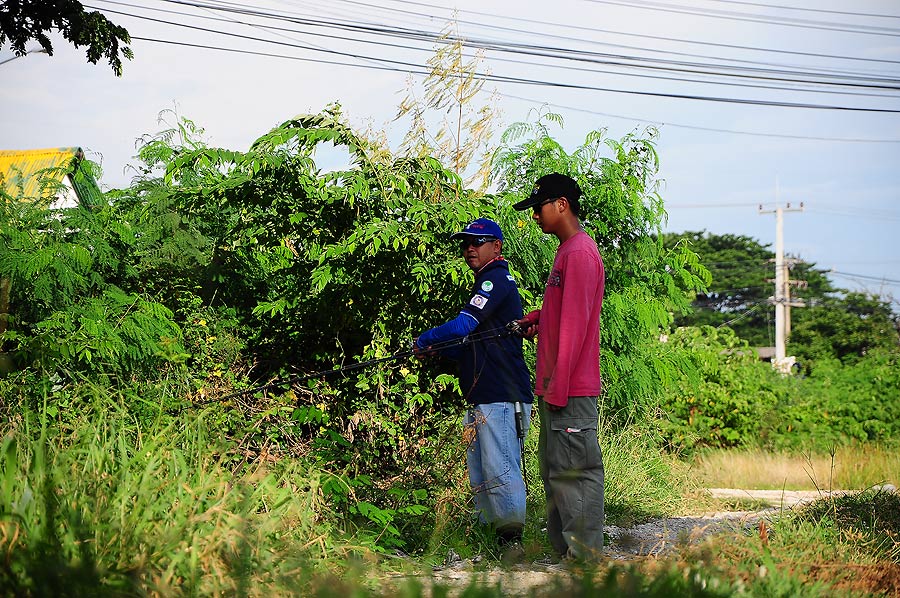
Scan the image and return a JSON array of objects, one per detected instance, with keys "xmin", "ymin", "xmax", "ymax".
[{"xmin": 415, "ymin": 218, "xmax": 533, "ymax": 555}]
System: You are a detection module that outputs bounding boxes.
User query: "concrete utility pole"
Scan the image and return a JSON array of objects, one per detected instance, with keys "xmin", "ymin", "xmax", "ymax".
[
  {"xmin": 783, "ymin": 259, "xmax": 807, "ymax": 339},
  {"xmin": 759, "ymin": 201, "xmax": 804, "ymax": 373}
]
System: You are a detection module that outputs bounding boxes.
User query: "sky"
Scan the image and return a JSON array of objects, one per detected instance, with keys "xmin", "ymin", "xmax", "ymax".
[{"xmin": 1, "ymin": 0, "xmax": 899, "ymax": 303}]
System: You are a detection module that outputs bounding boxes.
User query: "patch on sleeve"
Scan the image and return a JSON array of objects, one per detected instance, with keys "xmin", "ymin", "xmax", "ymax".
[
  {"xmin": 469, "ymin": 294, "xmax": 489, "ymax": 310},
  {"xmin": 507, "ymin": 275, "xmax": 516, "ymax": 282},
  {"xmin": 481, "ymin": 280, "xmax": 494, "ymax": 292}
]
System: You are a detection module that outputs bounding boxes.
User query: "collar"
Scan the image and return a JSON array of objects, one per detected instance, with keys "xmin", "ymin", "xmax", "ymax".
[{"xmin": 474, "ymin": 256, "xmax": 507, "ymax": 278}]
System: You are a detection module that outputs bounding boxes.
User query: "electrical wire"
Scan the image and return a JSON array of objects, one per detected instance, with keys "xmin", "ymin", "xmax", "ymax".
[
  {"xmin": 587, "ymin": 0, "xmax": 900, "ymax": 36},
  {"xmin": 828, "ymin": 270, "xmax": 900, "ymax": 284},
  {"xmin": 94, "ymin": 0, "xmax": 900, "ymax": 102},
  {"xmin": 341, "ymin": 0, "xmax": 900, "ymax": 67},
  {"xmin": 499, "ymin": 92, "xmax": 900, "ymax": 143},
  {"xmin": 706, "ymin": 0, "xmax": 900, "ymax": 20},
  {"xmin": 112, "ymin": 33, "xmax": 900, "ymax": 112},
  {"xmin": 97, "ymin": 0, "xmax": 900, "ymax": 93},
  {"xmin": 716, "ymin": 302, "xmax": 766, "ymax": 327}
]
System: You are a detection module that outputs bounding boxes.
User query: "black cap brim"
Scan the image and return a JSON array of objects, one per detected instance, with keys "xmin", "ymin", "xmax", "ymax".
[{"xmin": 512, "ymin": 197, "xmax": 538, "ymax": 211}]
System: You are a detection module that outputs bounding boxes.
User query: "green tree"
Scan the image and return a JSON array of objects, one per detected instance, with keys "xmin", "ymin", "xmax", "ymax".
[
  {"xmin": 661, "ymin": 231, "xmax": 833, "ymax": 346},
  {"xmin": 0, "ymin": 187, "xmax": 183, "ymax": 380},
  {"xmin": 790, "ymin": 291, "xmax": 900, "ymax": 365},
  {"xmin": 492, "ymin": 114, "xmax": 709, "ymax": 418},
  {"xmin": 0, "ymin": 0, "xmax": 132, "ymax": 75}
]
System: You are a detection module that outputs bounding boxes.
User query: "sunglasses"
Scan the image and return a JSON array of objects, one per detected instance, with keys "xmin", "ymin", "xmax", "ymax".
[
  {"xmin": 459, "ymin": 236, "xmax": 497, "ymax": 251},
  {"xmin": 532, "ymin": 197, "xmax": 559, "ymax": 214}
]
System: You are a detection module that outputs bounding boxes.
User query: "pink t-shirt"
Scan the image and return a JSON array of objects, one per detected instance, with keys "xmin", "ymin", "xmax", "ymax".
[{"xmin": 529, "ymin": 231, "xmax": 605, "ymax": 406}]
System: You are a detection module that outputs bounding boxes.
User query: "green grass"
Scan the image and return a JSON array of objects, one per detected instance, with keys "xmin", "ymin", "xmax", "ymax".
[
  {"xmin": 4, "ymin": 385, "xmax": 897, "ymax": 597},
  {"xmin": 0, "ymin": 392, "xmax": 350, "ymax": 596},
  {"xmin": 668, "ymin": 489, "xmax": 900, "ymax": 598}
]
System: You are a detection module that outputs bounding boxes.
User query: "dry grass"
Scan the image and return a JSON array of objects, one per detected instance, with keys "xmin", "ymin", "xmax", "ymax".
[{"xmin": 689, "ymin": 445, "xmax": 900, "ymax": 490}]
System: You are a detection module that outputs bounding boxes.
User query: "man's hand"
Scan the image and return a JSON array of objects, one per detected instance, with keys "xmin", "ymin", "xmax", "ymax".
[
  {"xmin": 513, "ymin": 310, "xmax": 540, "ymax": 340},
  {"xmin": 513, "ymin": 318, "xmax": 539, "ymax": 340}
]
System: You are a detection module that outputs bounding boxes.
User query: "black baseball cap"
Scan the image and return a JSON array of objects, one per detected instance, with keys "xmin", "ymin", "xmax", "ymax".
[{"xmin": 512, "ymin": 173, "xmax": 582, "ymax": 211}]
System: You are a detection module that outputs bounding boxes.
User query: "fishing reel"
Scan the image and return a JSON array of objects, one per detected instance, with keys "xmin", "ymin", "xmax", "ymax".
[{"xmin": 505, "ymin": 320, "xmax": 525, "ymax": 337}]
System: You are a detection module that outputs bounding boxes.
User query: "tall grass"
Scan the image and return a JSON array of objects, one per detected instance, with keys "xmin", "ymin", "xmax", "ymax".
[
  {"xmin": 522, "ymin": 414, "xmax": 692, "ymax": 531},
  {"xmin": 600, "ymin": 420, "xmax": 693, "ymax": 524},
  {"xmin": 691, "ymin": 446, "xmax": 900, "ymax": 490},
  {"xmin": 0, "ymin": 389, "xmax": 350, "ymax": 596}
]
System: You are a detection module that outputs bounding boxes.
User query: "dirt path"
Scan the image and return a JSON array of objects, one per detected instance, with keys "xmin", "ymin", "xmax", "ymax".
[{"xmin": 408, "ymin": 488, "xmax": 862, "ymax": 596}]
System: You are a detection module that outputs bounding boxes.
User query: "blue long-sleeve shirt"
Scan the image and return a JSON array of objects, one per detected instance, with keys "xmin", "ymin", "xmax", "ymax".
[{"xmin": 416, "ymin": 259, "xmax": 532, "ymax": 405}]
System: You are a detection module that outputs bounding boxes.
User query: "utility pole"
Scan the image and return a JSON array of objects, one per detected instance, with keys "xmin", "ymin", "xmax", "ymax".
[
  {"xmin": 783, "ymin": 259, "xmax": 807, "ymax": 339},
  {"xmin": 759, "ymin": 201, "xmax": 804, "ymax": 373}
]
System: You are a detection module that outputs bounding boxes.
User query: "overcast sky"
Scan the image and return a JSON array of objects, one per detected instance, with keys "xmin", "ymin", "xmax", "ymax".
[{"xmin": 2, "ymin": 0, "xmax": 899, "ymax": 305}]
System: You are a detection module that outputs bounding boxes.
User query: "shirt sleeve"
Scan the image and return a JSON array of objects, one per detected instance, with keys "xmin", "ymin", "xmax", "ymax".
[
  {"xmin": 545, "ymin": 250, "xmax": 602, "ymax": 407},
  {"xmin": 416, "ymin": 311, "xmax": 479, "ymax": 350}
]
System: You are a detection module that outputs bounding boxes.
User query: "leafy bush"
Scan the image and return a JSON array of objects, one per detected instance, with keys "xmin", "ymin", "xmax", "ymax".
[
  {"xmin": 659, "ymin": 326, "xmax": 900, "ymax": 453},
  {"xmin": 491, "ymin": 115, "xmax": 709, "ymax": 420},
  {"xmin": 772, "ymin": 350, "xmax": 900, "ymax": 450},
  {"xmin": 657, "ymin": 326, "xmax": 779, "ymax": 451},
  {"xmin": 0, "ymin": 177, "xmax": 186, "ymax": 384}
]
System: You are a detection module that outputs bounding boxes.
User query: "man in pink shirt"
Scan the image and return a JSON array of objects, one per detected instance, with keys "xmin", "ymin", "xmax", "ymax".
[{"xmin": 513, "ymin": 173, "xmax": 605, "ymax": 561}]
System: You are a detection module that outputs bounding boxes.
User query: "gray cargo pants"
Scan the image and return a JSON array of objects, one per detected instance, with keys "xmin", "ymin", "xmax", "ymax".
[{"xmin": 538, "ymin": 396, "xmax": 605, "ymax": 560}]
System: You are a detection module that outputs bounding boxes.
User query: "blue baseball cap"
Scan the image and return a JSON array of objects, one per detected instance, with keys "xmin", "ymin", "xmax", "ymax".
[{"xmin": 449, "ymin": 218, "xmax": 504, "ymax": 241}]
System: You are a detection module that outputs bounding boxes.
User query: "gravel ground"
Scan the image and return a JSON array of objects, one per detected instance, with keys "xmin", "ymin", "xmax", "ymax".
[{"xmin": 413, "ymin": 487, "xmax": 900, "ymax": 596}]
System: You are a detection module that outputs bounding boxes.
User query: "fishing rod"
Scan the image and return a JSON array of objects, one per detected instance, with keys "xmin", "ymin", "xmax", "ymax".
[{"xmin": 177, "ymin": 321, "xmax": 522, "ymax": 412}]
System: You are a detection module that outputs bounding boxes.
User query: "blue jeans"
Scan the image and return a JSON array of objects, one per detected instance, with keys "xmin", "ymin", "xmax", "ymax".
[{"xmin": 464, "ymin": 402, "xmax": 532, "ymax": 531}]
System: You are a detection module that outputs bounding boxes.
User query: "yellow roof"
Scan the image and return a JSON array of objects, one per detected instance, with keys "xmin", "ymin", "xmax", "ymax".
[{"xmin": 0, "ymin": 147, "xmax": 100, "ymax": 207}]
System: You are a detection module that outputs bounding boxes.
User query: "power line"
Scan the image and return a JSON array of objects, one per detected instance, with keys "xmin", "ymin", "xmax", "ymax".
[
  {"xmin": 377, "ymin": 0, "xmax": 900, "ymax": 67},
  {"xmin": 97, "ymin": 0, "xmax": 900, "ymax": 94},
  {"xmin": 90, "ymin": 4, "xmax": 900, "ymax": 112},
  {"xmin": 99, "ymin": 0, "xmax": 900, "ymax": 139},
  {"xmin": 326, "ymin": 0, "xmax": 900, "ymax": 78},
  {"xmin": 588, "ymin": 0, "xmax": 900, "ymax": 36},
  {"xmin": 717, "ymin": 303, "xmax": 765, "ymax": 327},
  {"xmin": 707, "ymin": 0, "xmax": 900, "ymax": 21},
  {"xmin": 805, "ymin": 207, "xmax": 900, "ymax": 223},
  {"xmin": 499, "ymin": 92, "xmax": 900, "ymax": 143},
  {"xmin": 829, "ymin": 270, "xmax": 900, "ymax": 284},
  {"xmin": 98, "ymin": 0, "xmax": 900, "ymax": 98}
]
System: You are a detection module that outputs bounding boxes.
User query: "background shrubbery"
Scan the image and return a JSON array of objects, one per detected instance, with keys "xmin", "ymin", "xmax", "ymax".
[{"xmin": 657, "ymin": 326, "xmax": 900, "ymax": 454}]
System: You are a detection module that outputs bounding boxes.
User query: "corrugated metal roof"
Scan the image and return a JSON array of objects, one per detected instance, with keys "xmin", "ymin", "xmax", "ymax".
[{"xmin": 0, "ymin": 147, "xmax": 102, "ymax": 207}]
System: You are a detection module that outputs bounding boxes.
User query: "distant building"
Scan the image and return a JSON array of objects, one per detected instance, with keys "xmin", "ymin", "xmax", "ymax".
[
  {"xmin": 755, "ymin": 347, "xmax": 776, "ymax": 361},
  {"xmin": 0, "ymin": 147, "xmax": 103, "ymax": 209}
]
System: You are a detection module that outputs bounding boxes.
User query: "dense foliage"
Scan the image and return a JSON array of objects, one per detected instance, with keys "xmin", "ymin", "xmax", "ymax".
[
  {"xmin": 661, "ymin": 231, "xmax": 835, "ymax": 347},
  {"xmin": 1, "ymin": 105, "xmax": 897, "ymax": 595},
  {"xmin": 0, "ymin": 0, "xmax": 132, "ymax": 74},
  {"xmin": 658, "ymin": 326, "xmax": 900, "ymax": 453},
  {"xmin": 790, "ymin": 291, "xmax": 900, "ymax": 366},
  {"xmin": 493, "ymin": 116, "xmax": 709, "ymax": 418},
  {"xmin": 1, "ymin": 107, "xmax": 710, "ymax": 556}
]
